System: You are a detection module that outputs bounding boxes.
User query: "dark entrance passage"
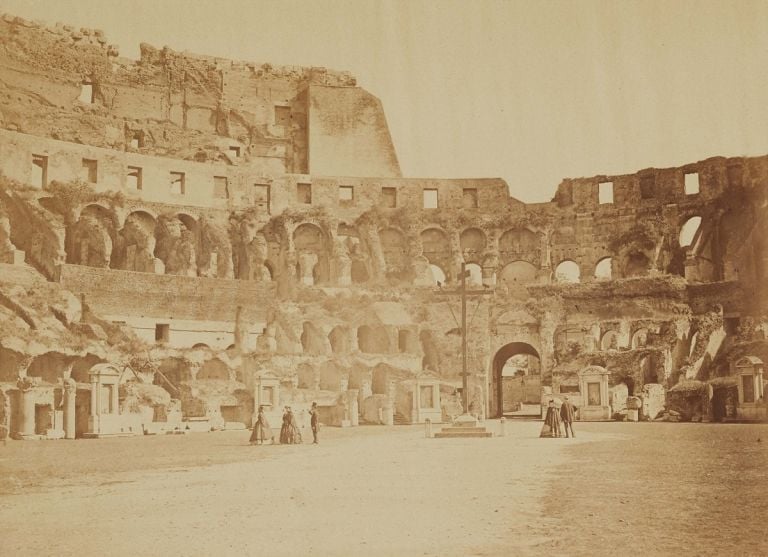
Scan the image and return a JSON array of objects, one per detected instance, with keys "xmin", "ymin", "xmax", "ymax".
[{"xmin": 492, "ymin": 342, "xmax": 541, "ymax": 417}]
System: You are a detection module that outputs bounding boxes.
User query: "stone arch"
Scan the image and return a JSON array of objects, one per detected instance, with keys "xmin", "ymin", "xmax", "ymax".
[
  {"xmin": 499, "ymin": 261, "xmax": 538, "ymax": 288},
  {"xmin": 192, "ymin": 343, "xmax": 211, "ymax": 350},
  {"xmin": 594, "ymin": 257, "xmax": 612, "ymax": 280},
  {"xmin": 114, "ymin": 210, "xmax": 158, "ymax": 272},
  {"xmin": 420, "ymin": 227, "xmax": 451, "ymax": 271},
  {"xmin": 460, "ymin": 228, "xmax": 486, "ymax": 263},
  {"xmin": 622, "ymin": 251, "xmax": 650, "ymax": 277},
  {"xmin": 397, "ymin": 329, "xmax": 418, "ymax": 353},
  {"xmin": 465, "ymin": 262, "xmax": 482, "ymax": 285},
  {"xmin": 0, "ymin": 347, "xmax": 23, "ymax": 382},
  {"xmin": 300, "ymin": 322, "xmax": 328, "ymax": 355},
  {"xmin": 499, "ymin": 228, "xmax": 541, "ymax": 264},
  {"xmin": 492, "ymin": 342, "xmax": 541, "ymax": 417},
  {"xmin": 379, "ymin": 227, "xmax": 408, "ymax": 277},
  {"xmin": 26, "ymin": 352, "xmax": 70, "ymax": 384},
  {"xmin": 197, "ymin": 358, "xmax": 230, "ymax": 381},
  {"xmin": 71, "ymin": 353, "xmax": 107, "ymax": 383},
  {"xmin": 297, "ymin": 363, "xmax": 317, "ymax": 389},
  {"xmin": 554, "ymin": 260, "xmax": 580, "ymax": 283},
  {"xmin": 429, "ymin": 263, "xmax": 446, "ymax": 285},
  {"xmin": 358, "ymin": 325, "xmax": 391, "ymax": 354},
  {"xmin": 329, "ymin": 326, "xmax": 350, "ymax": 354},
  {"xmin": 679, "ymin": 216, "xmax": 702, "ymax": 247},
  {"xmin": 419, "ymin": 329, "xmax": 440, "ymax": 371},
  {"xmin": 155, "ymin": 214, "xmax": 198, "ymax": 276},
  {"xmin": 68, "ymin": 204, "xmax": 117, "ymax": 268},
  {"xmin": 631, "ymin": 328, "xmax": 649, "ymax": 349},
  {"xmin": 601, "ymin": 330, "xmax": 621, "ymax": 351},
  {"xmin": 294, "ymin": 222, "xmax": 329, "ymax": 284}
]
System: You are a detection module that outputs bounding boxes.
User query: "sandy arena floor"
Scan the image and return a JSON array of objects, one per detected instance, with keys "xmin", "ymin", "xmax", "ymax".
[{"xmin": 1, "ymin": 421, "xmax": 766, "ymax": 557}]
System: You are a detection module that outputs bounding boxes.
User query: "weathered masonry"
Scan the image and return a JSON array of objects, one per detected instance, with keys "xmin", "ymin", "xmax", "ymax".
[{"xmin": 0, "ymin": 13, "xmax": 766, "ymax": 440}]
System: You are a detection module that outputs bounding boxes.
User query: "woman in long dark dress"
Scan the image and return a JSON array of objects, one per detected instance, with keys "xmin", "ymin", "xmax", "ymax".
[
  {"xmin": 279, "ymin": 406, "xmax": 293, "ymax": 444},
  {"xmin": 249, "ymin": 405, "xmax": 273, "ymax": 445},
  {"xmin": 540, "ymin": 399, "xmax": 563, "ymax": 438},
  {"xmin": 288, "ymin": 407, "xmax": 302, "ymax": 444}
]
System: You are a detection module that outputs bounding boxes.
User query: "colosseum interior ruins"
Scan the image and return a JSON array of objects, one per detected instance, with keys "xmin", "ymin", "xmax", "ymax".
[{"xmin": 0, "ymin": 13, "xmax": 766, "ymax": 440}]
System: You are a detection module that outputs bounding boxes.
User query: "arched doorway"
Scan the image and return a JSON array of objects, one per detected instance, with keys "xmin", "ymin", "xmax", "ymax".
[{"xmin": 492, "ymin": 342, "xmax": 541, "ymax": 417}]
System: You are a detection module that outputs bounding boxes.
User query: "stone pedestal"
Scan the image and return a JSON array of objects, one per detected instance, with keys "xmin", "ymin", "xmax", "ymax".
[
  {"xmin": 0, "ymin": 249, "xmax": 25, "ymax": 264},
  {"xmin": 346, "ymin": 389, "xmax": 359, "ymax": 427}
]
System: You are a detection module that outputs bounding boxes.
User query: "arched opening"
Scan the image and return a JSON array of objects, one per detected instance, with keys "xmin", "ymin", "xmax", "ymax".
[
  {"xmin": 27, "ymin": 352, "xmax": 70, "ymax": 384},
  {"xmin": 465, "ymin": 263, "xmax": 482, "ymax": 286},
  {"xmin": 197, "ymin": 359, "xmax": 230, "ymax": 381},
  {"xmin": 420, "ymin": 228, "xmax": 450, "ymax": 263},
  {"xmin": 679, "ymin": 216, "xmax": 702, "ymax": 247},
  {"xmin": 301, "ymin": 322, "xmax": 328, "ymax": 355},
  {"xmin": 594, "ymin": 257, "xmax": 612, "ymax": 280},
  {"xmin": 351, "ymin": 260, "xmax": 369, "ymax": 283},
  {"xmin": 192, "ymin": 343, "xmax": 210, "ymax": 350},
  {"xmin": 0, "ymin": 347, "xmax": 23, "ymax": 382},
  {"xmin": 428, "ymin": 264, "xmax": 446, "ymax": 285},
  {"xmin": 555, "ymin": 260, "xmax": 580, "ymax": 283},
  {"xmin": 294, "ymin": 223, "xmax": 328, "ymax": 284},
  {"xmin": 623, "ymin": 251, "xmax": 650, "ymax": 277},
  {"xmin": 397, "ymin": 329, "xmax": 418, "ymax": 353},
  {"xmin": 600, "ymin": 330, "xmax": 621, "ymax": 351},
  {"xmin": 69, "ymin": 204, "xmax": 117, "ymax": 268},
  {"xmin": 499, "ymin": 261, "xmax": 537, "ymax": 288},
  {"xmin": 631, "ymin": 328, "xmax": 649, "ymax": 349},
  {"xmin": 329, "ymin": 326, "xmax": 349, "ymax": 354},
  {"xmin": 492, "ymin": 342, "xmax": 541, "ymax": 417},
  {"xmin": 460, "ymin": 228, "xmax": 486, "ymax": 263},
  {"xmin": 379, "ymin": 227, "xmax": 407, "ymax": 278},
  {"xmin": 357, "ymin": 325, "xmax": 391, "ymax": 354},
  {"xmin": 116, "ymin": 210, "xmax": 157, "ymax": 272},
  {"xmin": 499, "ymin": 229, "xmax": 541, "ymax": 262}
]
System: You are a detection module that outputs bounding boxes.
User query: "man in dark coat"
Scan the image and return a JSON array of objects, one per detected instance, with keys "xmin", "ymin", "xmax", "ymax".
[
  {"xmin": 560, "ymin": 396, "xmax": 576, "ymax": 438},
  {"xmin": 309, "ymin": 401, "xmax": 320, "ymax": 444}
]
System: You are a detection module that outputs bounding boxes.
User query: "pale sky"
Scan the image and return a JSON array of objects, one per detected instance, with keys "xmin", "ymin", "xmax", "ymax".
[{"xmin": 3, "ymin": 0, "xmax": 768, "ymax": 202}]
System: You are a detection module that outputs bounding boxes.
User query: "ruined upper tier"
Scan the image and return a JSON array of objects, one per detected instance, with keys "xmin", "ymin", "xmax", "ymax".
[{"xmin": 0, "ymin": 13, "xmax": 401, "ymax": 178}]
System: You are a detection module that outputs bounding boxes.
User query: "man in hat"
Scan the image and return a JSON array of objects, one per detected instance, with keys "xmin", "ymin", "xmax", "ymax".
[{"xmin": 560, "ymin": 396, "xmax": 576, "ymax": 438}]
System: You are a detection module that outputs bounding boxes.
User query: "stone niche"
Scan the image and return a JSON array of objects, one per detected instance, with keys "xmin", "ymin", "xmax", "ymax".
[
  {"xmin": 395, "ymin": 378, "xmax": 442, "ymax": 424},
  {"xmin": 734, "ymin": 356, "xmax": 766, "ymax": 421},
  {"xmin": 84, "ymin": 364, "xmax": 138, "ymax": 437},
  {"xmin": 252, "ymin": 371, "xmax": 281, "ymax": 427},
  {"xmin": 577, "ymin": 365, "xmax": 612, "ymax": 421}
]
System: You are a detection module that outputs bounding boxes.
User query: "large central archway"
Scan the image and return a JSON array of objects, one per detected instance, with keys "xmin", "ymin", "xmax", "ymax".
[{"xmin": 492, "ymin": 342, "xmax": 541, "ymax": 417}]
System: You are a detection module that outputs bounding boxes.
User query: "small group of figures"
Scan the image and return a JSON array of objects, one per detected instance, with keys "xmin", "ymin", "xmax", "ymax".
[
  {"xmin": 249, "ymin": 402, "xmax": 320, "ymax": 445},
  {"xmin": 540, "ymin": 396, "xmax": 576, "ymax": 438}
]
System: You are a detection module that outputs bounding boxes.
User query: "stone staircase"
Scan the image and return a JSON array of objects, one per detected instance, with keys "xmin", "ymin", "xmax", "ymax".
[{"xmin": 434, "ymin": 415, "xmax": 493, "ymax": 438}]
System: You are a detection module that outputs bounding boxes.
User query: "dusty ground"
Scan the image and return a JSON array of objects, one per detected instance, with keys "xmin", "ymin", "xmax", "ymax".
[{"xmin": 0, "ymin": 421, "xmax": 766, "ymax": 557}]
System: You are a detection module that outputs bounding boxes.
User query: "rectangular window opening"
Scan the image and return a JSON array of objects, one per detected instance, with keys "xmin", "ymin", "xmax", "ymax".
[
  {"xmin": 274, "ymin": 105, "xmax": 291, "ymax": 127},
  {"xmin": 598, "ymin": 181, "xmax": 613, "ymax": 204},
  {"xmin": 381, "ymin": 187, "xmax": 397, "ymax": 208},
  {"xmin": 155, "ymin": 324, "xmax": 170, "ymax": 343},
  {"xmin": 213, "ymin": 176, "xmax": 229, "ymax": 199},
  {"xmin": 462, "ymin": 188, "xmax": 479, "ymax": 209},
  {"xmin": 31, "ymin": 154, "xmax": 48, "ymax": 188},
  {"xmin": 228, "ymin": 146, "xmax": 241, "ymax": 158},
  {"xmin": 170, "ymin": 172, "xmax": 185, "ymax": 195},
  {"xmin": 129, "ymin": 131, "xmax": 144, "ymax": 150},
  {"xmin": 339, "ymin": 185, "xmax": 354, "ymax": 202},
  {"xmin": 82, "ymin": 159, "xmax": 98, "ymax": 183},
  {"xmin": 423, "ymin": 188, "xmax": 438, "ymax": 209},
  {"xmin": 79, "ymin": 82, "xmax": 94, "ymax": 104},
  {"xmin": 640, "ymin": 175, "xmax": 655, "ymax": 199},
  {"xmin": 127, "ymin": 166, "xmax": 143, "ymax": 190},
  {"xmin": 253, "ymin": 184, "xmax": 271, "ymax": 212},
  {"xmin": 297, "ymin": 182, "xmax": 312, "ymax": 204},
  {"xmin": 684, "ymin": 172, "xmax": 700, "ymax": 195}
]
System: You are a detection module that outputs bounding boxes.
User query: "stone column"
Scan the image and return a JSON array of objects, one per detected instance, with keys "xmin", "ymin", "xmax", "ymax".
[
  {"xmin": 347, "ymin": 390, "xmax": 359, "ymax": 426},
  {"xmin": 63, "ymin": 378, "xmax": 76, "ymax": 439},
  {"xmin": 16, "ymin": 378, "xmax": 36, "ymax": 439},
  {"xmin": 90, "ymin": 374, "xmax": 99, "ymax": 433}
]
